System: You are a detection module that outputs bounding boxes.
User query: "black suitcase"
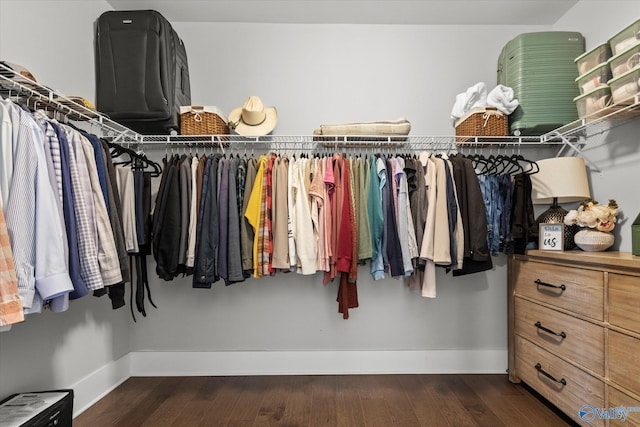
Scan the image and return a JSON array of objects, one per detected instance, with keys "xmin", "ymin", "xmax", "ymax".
[
  {"xmin": 95, "ymin": 10, "xmax": 191, "ymax": 135},
  {"xmin": 0, "ymin": 390, "xmax": 73, "ymax": 427}
]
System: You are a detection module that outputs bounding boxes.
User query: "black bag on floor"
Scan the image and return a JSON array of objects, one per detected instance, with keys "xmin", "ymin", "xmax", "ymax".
[
  {"xmin": 95, "ymin": 10, "xmax": 191, "ymax": 135},
  {"xmin": 0, "ymin": 390, "xmax": 73, "ymax": 427}
]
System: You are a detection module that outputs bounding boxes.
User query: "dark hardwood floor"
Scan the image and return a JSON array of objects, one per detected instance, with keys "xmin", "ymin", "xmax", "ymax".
[{"xmin": 73, "ymin": 374, "xmax": 575, "ymax": 427}]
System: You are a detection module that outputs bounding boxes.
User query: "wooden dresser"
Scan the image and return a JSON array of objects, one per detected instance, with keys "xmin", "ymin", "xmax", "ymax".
[{"xmin": 508, "ymin": 250, "xmax": 640, "ymax": 426}]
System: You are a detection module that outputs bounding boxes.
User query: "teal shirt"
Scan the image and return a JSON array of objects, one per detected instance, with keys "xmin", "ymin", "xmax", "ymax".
[{"xmin": 368, "ymin": 156, "xmax": 384, "ymax": 279}]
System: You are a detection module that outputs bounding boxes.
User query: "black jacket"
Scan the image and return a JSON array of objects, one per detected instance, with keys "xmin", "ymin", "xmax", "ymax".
[
  {"xmin": 153, "ymin": 155, "xmax": 182, "ymax": 280},
  {"xmin": 193, "ymin": 153, "xmax": 222, "ymax": 287},
  {"xmin": 450, "ymin": 154, "xmax": 493, "ymax": 276}
]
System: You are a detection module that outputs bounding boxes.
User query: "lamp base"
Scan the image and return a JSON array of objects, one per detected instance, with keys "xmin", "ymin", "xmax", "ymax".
[{"xmin": 536, "ymin": 205, "xmax": 579, "ymax": 250}]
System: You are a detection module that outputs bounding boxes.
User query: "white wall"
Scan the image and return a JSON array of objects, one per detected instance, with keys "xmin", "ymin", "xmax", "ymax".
[
  {"xmin": 0, "ymin": 0, "xmax": 638, "ymax": 416},
  {"xmin": 179, "ymin": 22, "xmax": 546, "ymax": 135},
  {"xmin": 0, "ymin": 0, "xmax": 107, "ymax": 101},
  {"xmin": 554, "ymin": 1, "xmax": 640, "ymax": 251},
  {"xmin": 128, "ymin": 21, "xmax": 552, "ymax": 362}
]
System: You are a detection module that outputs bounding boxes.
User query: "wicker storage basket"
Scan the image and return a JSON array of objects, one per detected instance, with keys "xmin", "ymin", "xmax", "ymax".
[
  {"xmin": 180, "ymin": 106, "xmax": 229, "ymax": 135},
  {"xmin": 454, "ymin": 107, "xmax": 508, "ymax": 142}
]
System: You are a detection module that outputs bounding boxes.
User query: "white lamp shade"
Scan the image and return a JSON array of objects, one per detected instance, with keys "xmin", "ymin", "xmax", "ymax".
[{"xmin": 530, "ymin": 157, "xmax": 591, "ymax": 204}]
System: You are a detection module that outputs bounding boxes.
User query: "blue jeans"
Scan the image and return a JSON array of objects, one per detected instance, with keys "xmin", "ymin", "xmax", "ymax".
[{"xmin": 479, "ymin": 175, "xmax": 502, "ymax": 256}]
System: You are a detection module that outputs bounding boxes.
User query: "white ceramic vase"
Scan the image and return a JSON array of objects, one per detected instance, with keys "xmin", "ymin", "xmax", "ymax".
[{"xmin": 574, "ymin": 228, "xmax": 615, "ymax": 252}]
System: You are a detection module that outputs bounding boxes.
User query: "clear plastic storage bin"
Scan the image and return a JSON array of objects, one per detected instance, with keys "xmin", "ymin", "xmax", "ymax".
[
  {"xmin": 608, "ymin": 67, "xmax": 640, "ymax": 105},
  {"xmin": 574, "ymin": 85, "xmax": 612, "ymax": 119},
  {"xmin": 609, "ymin": 19, "xmax": 640, "ymax": 56},
  {"xmin": 608, "ymin": 41, "xmax": 640, "ymax": 78},
  {"xmin": 576, "ymin": 62, "xmax": 612, "ymax": 94},
  {"xmin": 575, "ymin": 43, "xmax": 611, "ymax": 75}
]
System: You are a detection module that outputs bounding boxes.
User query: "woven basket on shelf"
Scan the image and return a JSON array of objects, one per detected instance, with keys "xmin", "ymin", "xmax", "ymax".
[
  {"xmin": 179, "ymin": 106, "xmax": 229, "ymax": 135},
  {"xmin": 454, "ymin": 107, "xmax": 508, "ymax": 143}
]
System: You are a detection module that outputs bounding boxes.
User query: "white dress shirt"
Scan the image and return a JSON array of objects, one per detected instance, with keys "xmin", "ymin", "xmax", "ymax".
[
  {"xmin": 185, "ymin": 155, "xmax": 199, "ymax": 268},
  {"xmin": 35, "ymin": 113, "xmax": 70, "ymax": 312},
  {"xmin": 0, "ymin": 100, "xmax": 13, "ymax": 208}
]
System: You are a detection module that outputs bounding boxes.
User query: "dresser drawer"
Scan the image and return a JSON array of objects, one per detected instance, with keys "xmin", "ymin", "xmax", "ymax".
[
  {"xmin": 515, "ymin": 297, "xmax": 604, "ymax": 375},
  {"xmin": 512, "ymin": 259, "xmax": 604, "ymax": 320},
  {"xmin": 608, "ymin": 273, "xmax": 640, "ymax": 333},
  {"xmin": 515, "ymin": 335, "xmax": 605, "ymax": 427},
  {"xmin": 608, "ymin": 386, "xmax": 640, "ymax": 426},
  {"xmin": 608, "ymin": 330, "xmax": 640, "ymax": 393}
]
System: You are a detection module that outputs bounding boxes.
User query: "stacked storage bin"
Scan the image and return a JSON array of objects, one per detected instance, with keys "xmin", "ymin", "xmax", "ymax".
[
  {"xmin": 497, "ymin": 31, "xmax": 584, "ymax": 135},
  {"xmin": 607, "ymin": 19, "xmax": 640, "ymax": 105},
  {"xmin": 573, "ymin": 44, "xmax": 613, "ymax": 119},
  {"xmin": 573, "ymin": 19, "xmax": 640, "ymax": 119}
]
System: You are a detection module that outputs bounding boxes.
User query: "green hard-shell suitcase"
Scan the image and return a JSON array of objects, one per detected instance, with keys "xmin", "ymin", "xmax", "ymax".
[{"xmin": 497, "ymin": 31, "xmax": 585, "ymax": 136}]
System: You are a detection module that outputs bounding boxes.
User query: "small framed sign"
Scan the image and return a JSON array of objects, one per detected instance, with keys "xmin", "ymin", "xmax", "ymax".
[{"xmin": 539, "ymin": 223, "xmax": 565, "ymax": 251}]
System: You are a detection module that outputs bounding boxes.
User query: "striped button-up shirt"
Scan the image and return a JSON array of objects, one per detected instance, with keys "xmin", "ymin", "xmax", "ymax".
[
  {"xmin": 3, "ymin": 102, "xmax": 73, "ymax": 310},
  {"xmin": 34, "ymin": 111, "xmax": 63, "ymax": 202}
]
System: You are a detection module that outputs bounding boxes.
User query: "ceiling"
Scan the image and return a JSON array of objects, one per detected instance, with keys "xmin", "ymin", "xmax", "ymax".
[{"xmin": 106, "ymin": 0, "xmax": 579, "ymax": 25}]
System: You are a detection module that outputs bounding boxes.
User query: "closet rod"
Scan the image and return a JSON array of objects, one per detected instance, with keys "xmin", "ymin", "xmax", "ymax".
[
  {"xmin": 0, "ymin": 63, "xmax": 140, "ymax": 142},
  {"xmin": 133, "ymin": 134, "xmax": 562, "ymax": 150}
]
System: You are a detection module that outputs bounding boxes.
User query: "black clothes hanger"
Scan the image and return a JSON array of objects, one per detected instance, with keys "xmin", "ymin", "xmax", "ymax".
[
  {"xmin": 510, "ymin": 154, "xmax": 539, "ymax": 175},
  {"xmin": 500, "ymin": 154, "xmax": 524, "ymax": 175},
  {"xmin": 486, "ymin": 154, "xmax": 512, "ymax": 176},
  {"xmin": 104, "ymin": 139, "xmax": 163, "ymax": 177},
  {"xmin": 468, "ymin": 153, "xmax": 490, "ymax": 174}
]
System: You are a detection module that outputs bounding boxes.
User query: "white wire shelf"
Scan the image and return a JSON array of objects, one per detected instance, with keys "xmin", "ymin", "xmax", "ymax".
[
  {"xmin": 543, "ymin": 94, "xmax": 640, "ymax": 142},
  {"xmin": 540, "ymin": 93, "xmax": 640, "ymax": 172},
  {"xmin": 130, "ymin": 134, "xmax": 563, "ymax": 151},
  {"xmin": 0, "ymin": 62, "xmax": 139, "ymax": 142},
  {"xmin": 2, "ymin": 61, "xmax": 639, "ymax": 157}
]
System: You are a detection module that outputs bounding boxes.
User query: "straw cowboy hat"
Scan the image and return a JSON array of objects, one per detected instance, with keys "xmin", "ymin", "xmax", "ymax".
[{"xmin": 228, "ymin": 96, "xmax": 277, "ymax": 136}]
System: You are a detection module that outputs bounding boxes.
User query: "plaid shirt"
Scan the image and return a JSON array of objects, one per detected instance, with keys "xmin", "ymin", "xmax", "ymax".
[
  {"xmin": 245, "ymin": 156, "xmax": 268, "ymax": 278},
  {"xmin": 58, "ymin": 124, "xmax": 104, "ymax": 291},
  {"xmin": 265, "ymin": 153, "xmax": 277, "ymax": 275},
  {"xmin": 0, "ymin": 206, "xmax": 23, "ymax": 327},
  {"xmin": 258, "ymin": 157, "xmax": 270, "ymax": 277},
  {"xmin": 77, "ymin": 133, "xmax": 122, "ymax": 286}
]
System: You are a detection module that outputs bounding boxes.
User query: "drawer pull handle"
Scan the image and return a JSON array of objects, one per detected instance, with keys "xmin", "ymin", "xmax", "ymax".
[
  {"xmin": 535, "ymin": 363, "xmax": 567, "ymax": 386},
  {"xmin": 534, "ymin": 279, "xmax": 566, "ymax": 292},
  {"xmin": 534, "ymin": 321, "xmax": 567, "ymax": 339}
]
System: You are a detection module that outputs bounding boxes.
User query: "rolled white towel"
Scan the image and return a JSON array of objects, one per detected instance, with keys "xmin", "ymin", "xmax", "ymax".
[
  {"xmin": 450, "ymin": 82, "xmax": 487, "ymax": 121},
  {"xmin": 487, "ymin": 84, "xmax": 519, "ymax": 115}
]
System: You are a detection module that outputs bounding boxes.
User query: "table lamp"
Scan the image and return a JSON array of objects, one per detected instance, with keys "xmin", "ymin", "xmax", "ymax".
[{"xmin": 531, "ymin": 157, "xmax": 591, "ymax": 250}]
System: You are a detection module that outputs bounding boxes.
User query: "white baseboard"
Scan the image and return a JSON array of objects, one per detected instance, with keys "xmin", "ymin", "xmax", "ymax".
[
  {"xmin": 70, "ymin": 353, "xmax": 131, "ymax": 417},
  {"xmin": 71, "ymin": 349, "xmax": 506, "ymax": 417},
  {"xmin": 130, "ymin": 349, "xmax": 508, "ymax": 376}
]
